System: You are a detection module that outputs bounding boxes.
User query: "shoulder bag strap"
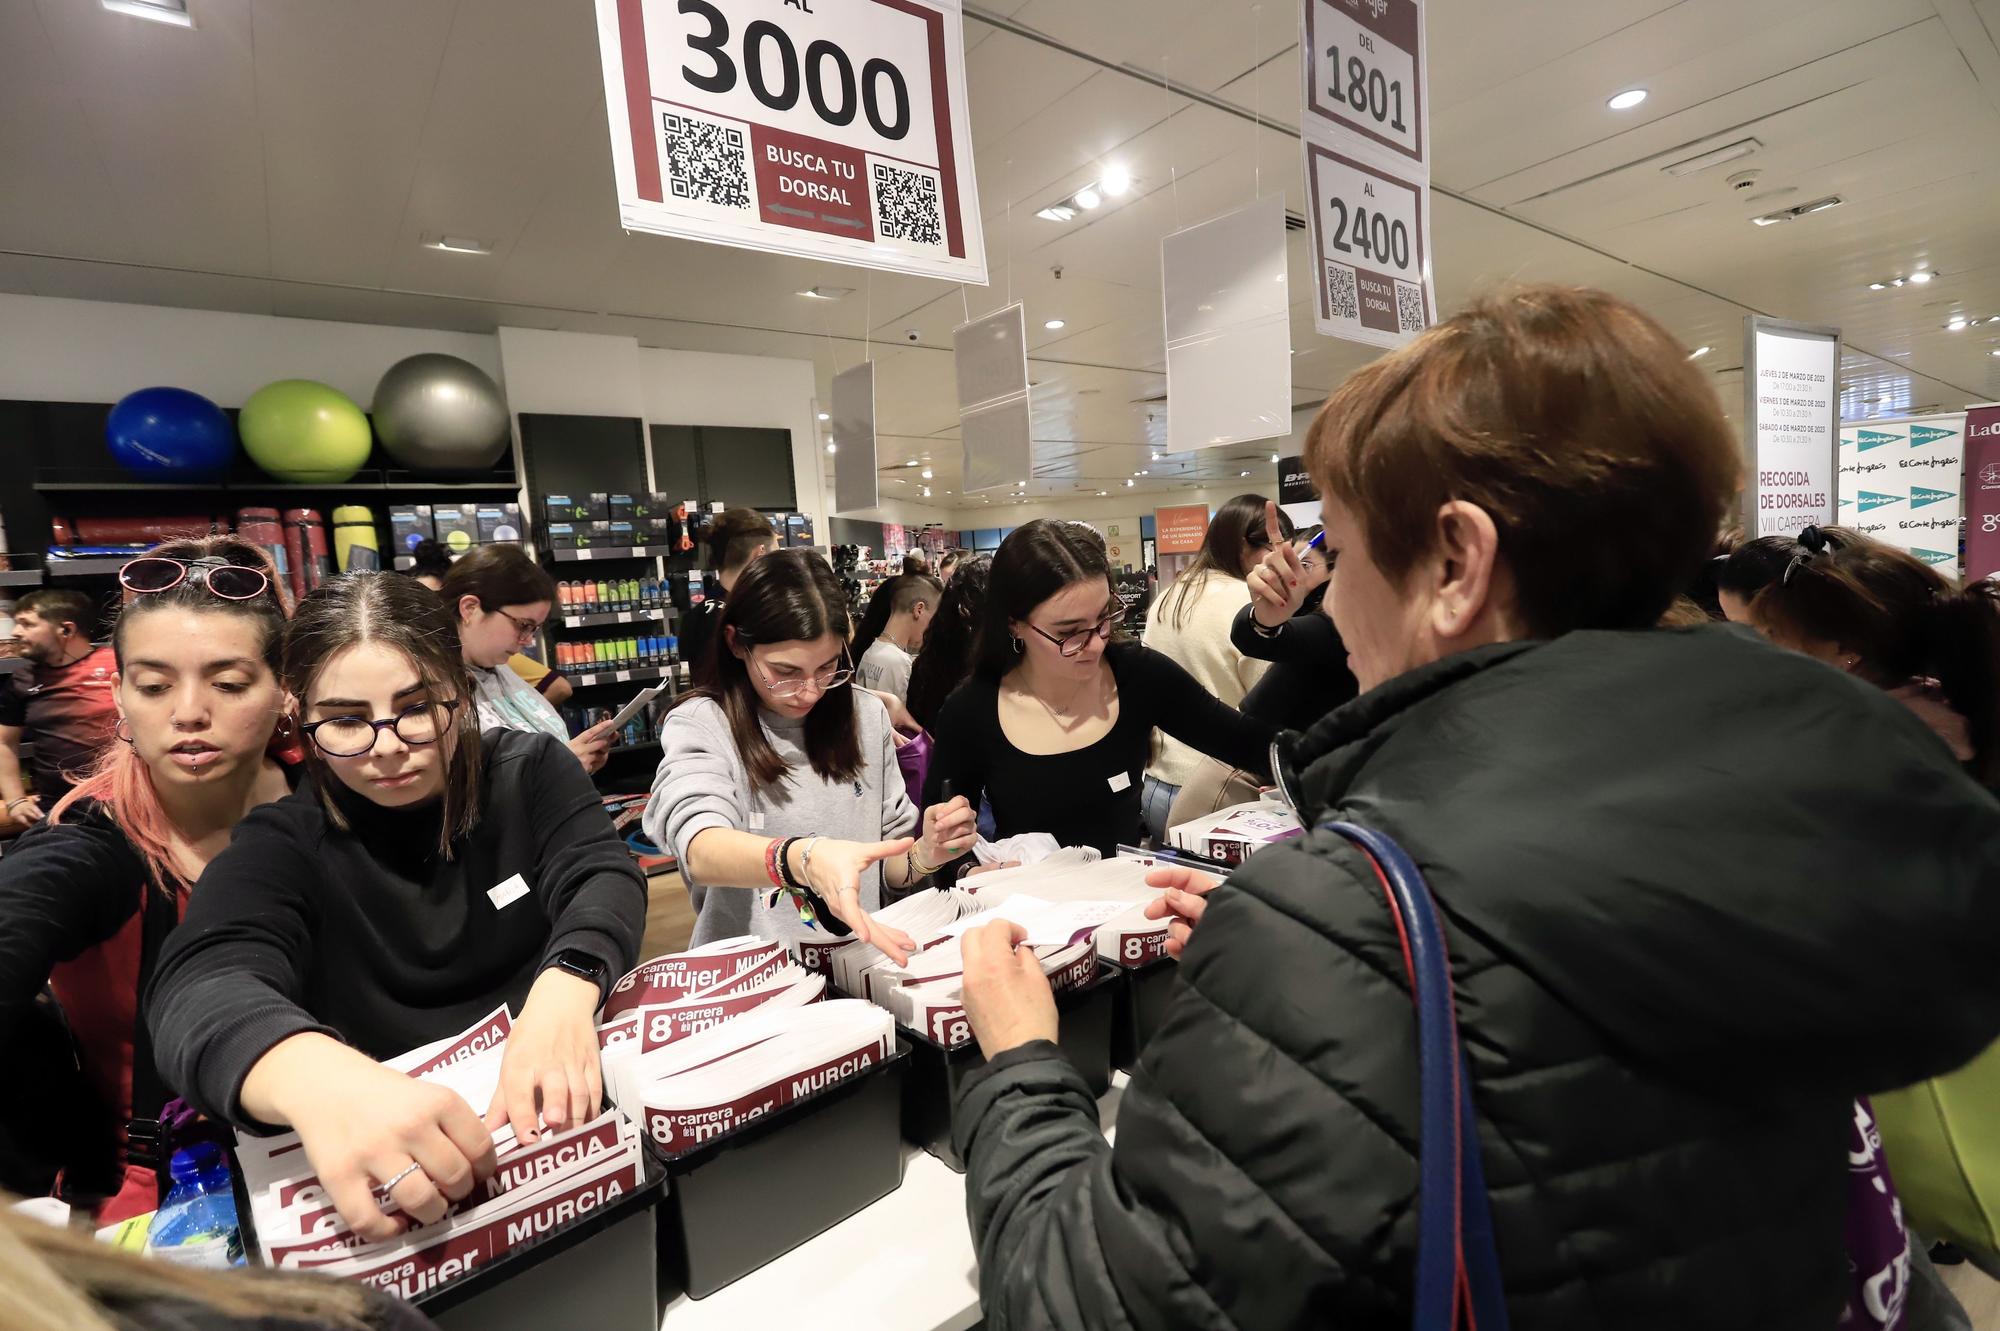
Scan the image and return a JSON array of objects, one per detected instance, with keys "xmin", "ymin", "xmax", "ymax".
[{"xmin": 1322, "ymin": 820, "xmax": 1510, "ymax": 1331}]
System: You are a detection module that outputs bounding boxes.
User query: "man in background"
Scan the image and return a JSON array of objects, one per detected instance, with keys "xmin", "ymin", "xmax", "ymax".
[{"xmin": 0, "ymin": 589, "xmax": 117, "ymax": 826}]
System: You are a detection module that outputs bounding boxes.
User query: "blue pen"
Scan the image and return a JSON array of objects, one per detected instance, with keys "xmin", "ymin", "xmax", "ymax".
[{"xmin": 1306, "ymin": 530, "xmax": 1326, "ymax": 552}]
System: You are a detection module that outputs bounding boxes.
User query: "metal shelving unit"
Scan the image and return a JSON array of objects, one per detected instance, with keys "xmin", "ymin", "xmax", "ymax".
[{"xmin": 559, "ymin": 607, "xmax": 671, "ymax": 630}]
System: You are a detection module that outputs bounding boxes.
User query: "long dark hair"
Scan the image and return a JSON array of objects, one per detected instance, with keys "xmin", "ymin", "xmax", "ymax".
[
  {"xmin": 907, "ymin": 555, "xmax": 989, "ymax": 728},
  {"xmin": 48, "ymin": 535, "xmax": 291, "ymax": 891},
  {"xmin": 685, "ymin": 549, "xmax": 861, "ymax": 794},
  {"xmin": 852, "ymin": 572, "xmax": 940, "ymax": 663},
  {"xmin": 1752, "ymin": 526, "xmax": 2000, "ymax": 788},
  {"xmin": 1156, "ymin": 494, "xmax": 1290, "ymax": 629},
  {"xmin": 282, "ymin": 573, "xmax": 483, "ymax": 855},
  {"xmin": 436, "ymin": 543, "xmax": 556, "ymax": 617},
  {"xmin": 974, "ymin": 521, "xmax": 1118, "ymax": 680}
]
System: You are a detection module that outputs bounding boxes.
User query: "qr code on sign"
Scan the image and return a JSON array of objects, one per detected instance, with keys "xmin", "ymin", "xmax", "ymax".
[
  {"xmin": 1324, "ymin": 264, "xmax": 1358, "ymax": 320},
  {"xmin": 661, "ymin": 113, "xmax": 749, "ymax": 211},
  {"xmin": 1395, "ymin": 280, "xmax": 1428, "ymax": 334},
  {"xmin": 872, "ymin": 161, "xmax": 943, "ymax": 246}
]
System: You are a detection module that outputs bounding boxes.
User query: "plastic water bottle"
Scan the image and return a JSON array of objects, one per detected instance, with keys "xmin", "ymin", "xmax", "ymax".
[{"xmin": 146, "ymin": 1142, "xmax": 244, "ymax": 1267}]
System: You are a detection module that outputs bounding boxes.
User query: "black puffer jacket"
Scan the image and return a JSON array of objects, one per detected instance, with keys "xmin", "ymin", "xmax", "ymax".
[{"xmin": 955, "ymin": 627, "xmax": 2000, "ymax": 1329}]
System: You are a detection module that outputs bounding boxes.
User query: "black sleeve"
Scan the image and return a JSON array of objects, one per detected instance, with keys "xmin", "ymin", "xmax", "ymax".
[
  {"xmin": 921, "ymin": 682, "xmax": 991, "ymax": 815},
  {"xmin": 0, "ymin": 688, "xmax": 23, "ymax": 730},
  {"xmin": 1231, "ymin": 601, "xmax": 1340, "ymax": 666},
  {"xmin": 1129, "ymin": 646, "xmax": 1277, "ymax": 780},
  {"xmin": 956, "ymin": 839, "xmax": 1418, "ymax": 1328},
  {"xmin": 145, "ymin": 802, "xmax": 337, "ymax": 1126},
  {"xmin": 0, "ymin": 817, "xmax": 144, "ymax": 1047},
  {"xmin": 523, "ymin": 735, "xmax": 648, "ymax": 994}
]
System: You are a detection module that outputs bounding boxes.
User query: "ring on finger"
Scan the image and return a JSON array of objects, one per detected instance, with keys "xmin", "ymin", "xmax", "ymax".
[{"xmin": 378, "ymin": 1162, "xmax": 424, "ymax": 1195}]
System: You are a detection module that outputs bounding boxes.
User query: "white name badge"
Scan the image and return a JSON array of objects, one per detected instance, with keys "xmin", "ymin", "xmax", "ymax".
[
  {"xmin": 487, "ymin": 873, "xmax": 530, "ymax": 910},
  {"xmin": 1107, "ymin": 771, "xmax": 1132, "ymax": 792},
  {"xmin": 747, "ymin": 812, "xmax": 766, "ymax": 832}
]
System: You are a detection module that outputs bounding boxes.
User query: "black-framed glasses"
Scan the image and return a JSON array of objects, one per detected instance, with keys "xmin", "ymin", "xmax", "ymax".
[
  {"xmin": 498, "ymin": 610, "xmax": 545, "ymax": 643},
  {"xmin": 749, "ymin": 649, "xmax": 854, "ymax": 699},
  {"xmin": 301, "ymin": 699, "xmax": 461, "ymax": 758},
  {"xmin": 1026, "ymin": 606, "xmax": 1125, "ymax": 658},
  {"xmin": 120, "ymin": 556, "xmax": 271, "ymax": 603}
]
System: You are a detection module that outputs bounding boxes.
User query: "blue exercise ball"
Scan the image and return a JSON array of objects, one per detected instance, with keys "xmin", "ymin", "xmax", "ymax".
[{"xmin": 106, "ymin": 387, "xmax": 237, "ymax": 475}]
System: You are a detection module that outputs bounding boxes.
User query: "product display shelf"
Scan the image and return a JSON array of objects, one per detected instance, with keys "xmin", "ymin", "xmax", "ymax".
[
  {"xmin": 548, "ymin": 545, "xmax": 684, "ymax": 562},
  {"xmin": 658, "ymin": 1071, "xmax": 1128, "ymax": 1329},
  {"xmin": 606, "ymin": 739, "xmax": 663, "ymax": 757},
  {"xmin": 561, "ymin": 608, "xmax": 671, "ymax": 629},
  {"xmin": 0, "ymin": 566, "xmax": 44, "ymax": 587},
  {"xmin": 570, "ymin": 664, "xmax": 672, "ymax": 690}
]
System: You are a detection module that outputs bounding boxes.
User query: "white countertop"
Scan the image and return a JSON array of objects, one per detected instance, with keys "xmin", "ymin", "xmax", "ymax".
[{"xmin": 659, "ymin": 1073, "xmax": 1128, "ymax": 1331}]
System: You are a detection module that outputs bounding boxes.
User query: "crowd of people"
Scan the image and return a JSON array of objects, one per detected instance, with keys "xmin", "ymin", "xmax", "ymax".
[{"xmin": 2, "ymin": 283, "xmax": 1998, "ymax": 1328}]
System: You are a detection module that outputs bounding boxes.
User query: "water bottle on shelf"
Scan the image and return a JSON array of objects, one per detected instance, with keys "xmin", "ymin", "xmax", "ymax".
[{"xmin": 146, "ymin": 1142, "xmax": 244, "ymax": 1268}]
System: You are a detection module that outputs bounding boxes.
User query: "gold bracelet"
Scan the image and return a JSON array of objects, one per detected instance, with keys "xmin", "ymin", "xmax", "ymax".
[{"xmin": 910, "ymin": 849, "xmax": 944, "ymax": 878}]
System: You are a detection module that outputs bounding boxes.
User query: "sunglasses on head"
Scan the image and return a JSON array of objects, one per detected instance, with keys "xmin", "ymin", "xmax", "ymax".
[{"xmin": 119, "ymin": 556, "xmax": 272, "ymax": 603}]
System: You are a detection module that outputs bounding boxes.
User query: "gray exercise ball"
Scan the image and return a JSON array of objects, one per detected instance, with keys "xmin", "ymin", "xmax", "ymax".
[{"xmin": 371, "ymin": 353, "xmax": 510, "ymax": 473}]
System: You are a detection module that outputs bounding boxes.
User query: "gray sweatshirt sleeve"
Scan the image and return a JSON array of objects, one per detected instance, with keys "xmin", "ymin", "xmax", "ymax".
[{"xmin": 644, "ymin": 699, "xmax": 750, "ymax": 869}]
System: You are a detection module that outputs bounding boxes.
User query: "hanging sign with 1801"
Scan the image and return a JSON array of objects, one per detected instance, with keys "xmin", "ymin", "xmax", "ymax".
[
  {"xmin": 594, "ymin": 0, "xmax": 986, "ymax": 282},
  {"xmin": 1304, "ymin": 140, "xmax": 1432, "ymax": 348},
  {"xmin": 1302, "ymin": 0, "xmax": 1426, "ymax": 169}
]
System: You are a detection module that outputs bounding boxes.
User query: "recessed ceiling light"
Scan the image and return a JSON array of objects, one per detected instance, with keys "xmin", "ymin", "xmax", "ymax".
[
  {"xmin": 1992, "ymin": 349, "xmax": 2000, "ymax": 357},
  {"xmin": 1607, "ymin": 89, "xmax": 1648, "ymax": 110},
  {"xmin": 1123, "ymin": 478, "xmax": 1135, "ymax": 487},
  {"xmin": 1891, "ymin": 278, "xmax": 1905, "ymax": 287},
  {"xmin": 1137, "ymin": 470, "xmax": 1148, "ymax": 476},
  {"xmin": 1239, "ymin": 470, "xmax": 1250, "ymax": 477},
  {"xmin": 1151, "ymin": 451, "xmax": 1162, "ymax": 461},
  {"xmin": 1908, "ymin": 270, "xmax": 1934, "ymax": 284},
  {"xmin": 817, "ymin": 412, "xmax": 830, "ymax": 421},
  {"xmin": 1751, "ymin": 214, "xmax": 1785, "ymax": 227},
  {"xmin": 921, "ymin": 468, "xmax": 933, "ymax": 479},
  {"xmin": 1097, "ymin": 490, "xmax": 1108, "ymax": 496},
  {"xmin": 798, "ymin": 286, "xmax": 853, "ymax": 300},
  {"xmin": 1869, "ymin": 283, "xmax": 1886, "ymax": 290},
  {"xmin": 1074, "ymin": 186, "xmax": 1103, "ymax": 211},
  {"xmin": 1947, "ymin": 318, "xmax": 1968, "ymax": 331},
  {"xmin": 424, "ymin": 235, "xmax": 491, "ymax": 255},
  {"xmin": 1036, "ymin": 204, "xmax": 1077, "ymax": 223},
  {"xmin": 102, "ymin": 0, "xmax": 192, "ymax": 26},
  {"xmin": 922, "ymin": 487, "xmax": 932, "ymax": 497},
  {"xmin": 1689, "ymin": 346, "xmax": 1711, "ymax": 360},
  {"xmin": 1100, "ymin": 164, "xmax": 1132, "ymax": 197},
  {"xmin": 1269, "ymin": 453, "xmax": 1279, "ymax": 463},
  {"xmin": 1044, "ymin": 318, "xmax": 1066, "ymax": 330},
  {"xmin": 825, "ymin": 442, "xmax": 837, "ymax": 454}
]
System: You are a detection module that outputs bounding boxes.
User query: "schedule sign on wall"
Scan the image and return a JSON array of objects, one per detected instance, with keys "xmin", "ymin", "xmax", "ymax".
[
  {"xmin": 1298, "ymin": 0, "xmax": 1435, "ymax": 349},
  {"xmin": 1743, "ymin": 316, "xmax": 1840, "ymax": 538},
  {"xmin": 595, "ymin": 0, "xmax": 986, "ymax": 282}
]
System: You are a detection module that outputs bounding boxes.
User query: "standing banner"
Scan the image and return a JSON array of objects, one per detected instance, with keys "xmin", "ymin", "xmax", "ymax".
[
  {"xmin": 832, "ymin": 362, "xmax": 879, "ymax": 515},
  {"xmin": 954, "ymin": 303, "xmax": 1032, "ymax": 494},
  {"xmin": 1836, "ymin": 412, "xmax": 1967, "ymax": 580},
  {"xmin": 1966, "ymin": 406, "xmax": 2000, "ymax": 584},
  {"xmin": 1154, "ymin": 505, "xmax": 1210, "ymax": 556},
  {"xmin": 1298, "ymin": 0, "xmax": 1435, "ymax": 349},
  {"xmin": 593, "ymin": 0, "xmax": 986, "ymax": 282},
  {"xmin": 1160, "ymin": 195, "xmax": 1292, "ymax": 451},
  {"xmin": 1742, "ymin": 316, "xmax": 1840, "ymax": 538}
]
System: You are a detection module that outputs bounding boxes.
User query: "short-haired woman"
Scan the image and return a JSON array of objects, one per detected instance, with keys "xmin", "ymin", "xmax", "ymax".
[
  {"xmin": 924, "ymin": 520, "xmax": 1274, "ymax": 858},
  {"xmin": 437, "ymin": 544, "xmax": 612, "ymax": 772},
  {"xmin": 148, "ymin": 573, "xmax": 646, "ymax": 1243},
  {"xmin": 645, "ymin": 551, "xmax": 976, "ymax": 963},
  {"xmin": 950, "ymin": 285, "xmax": 2000, "ymax": 1329}
]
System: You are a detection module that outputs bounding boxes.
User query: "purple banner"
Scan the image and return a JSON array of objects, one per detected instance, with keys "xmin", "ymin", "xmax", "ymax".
[{"xmin": 1966, "ymin": 407, "xmax": 2000, "ymax": 583}]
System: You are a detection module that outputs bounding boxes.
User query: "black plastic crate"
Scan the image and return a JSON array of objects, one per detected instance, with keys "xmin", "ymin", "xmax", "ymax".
[
  {"xmin": 898, "ymin": 961, "xmax": 1118, "ymax": 1173},
  {"xmin": 651, "ymin": 1042, "xmax": 909, "ymax": 1300}
]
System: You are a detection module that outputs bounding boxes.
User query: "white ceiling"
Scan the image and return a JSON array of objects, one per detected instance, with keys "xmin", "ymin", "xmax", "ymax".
[{"xmin": 2, "ymin": 0, "xmax": 1998, "ymax": 512}]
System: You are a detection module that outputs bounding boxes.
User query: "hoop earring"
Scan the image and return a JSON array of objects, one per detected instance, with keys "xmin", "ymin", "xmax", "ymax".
[
  {"xmin": 115, "ymin": 719, "xmax": 134, "ymax": 745},
  {"xmin": 1011, "ymin": 636, "xmax": 1024, "ymax": 656}
]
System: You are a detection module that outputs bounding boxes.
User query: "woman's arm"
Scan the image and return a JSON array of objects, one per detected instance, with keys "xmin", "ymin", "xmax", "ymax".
[
  {"xmin": 0, "ymin": 820, "xmax": 144, "ymax": 1044},
  {"xmin": 1231, "ymin": 600, "xmax": 1342, "ymax": 666},
  {"xmin": 523, "ymin": 734, "xmax": 647, "ymax": 986},
  {"xmin": 1132, "ymin": 646, "xmax": 1278, "ymax": 779}
]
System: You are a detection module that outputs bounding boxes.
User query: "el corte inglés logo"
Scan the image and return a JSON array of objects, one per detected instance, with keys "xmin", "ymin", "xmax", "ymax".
[
  {"xmin": 1914, "ymin": 549, "xmax": 1955, "ymax": 566},
  {"xmin": 1855, "ymin": 431, "xmax": 1899, "ymax": 452},
  {"xmin": 1857, "ymin": 491, "xmax": 1899, "ymax": 513},
  {"xmin": 1910, "ymin": 486, "xmax": 1955, "ymax": 509},
  {"xmin": 1909, "ymin": 426, "xmax": 1957, "ymax": 449}
]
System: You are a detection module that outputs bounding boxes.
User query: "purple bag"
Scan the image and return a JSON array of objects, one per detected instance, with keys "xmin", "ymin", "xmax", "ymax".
[
  {"xmin": 1842, "ymin": 1098, "xmax": 1912, "ymax": 1329},
  {"xmin": 895, "ymin": 727, "xmax": 931, "ymax": 812}
]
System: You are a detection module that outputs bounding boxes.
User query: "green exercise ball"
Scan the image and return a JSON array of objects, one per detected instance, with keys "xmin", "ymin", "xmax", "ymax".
[{"xmin": 238, "ymin": 379, "xmax": 373, "ymax": 483}]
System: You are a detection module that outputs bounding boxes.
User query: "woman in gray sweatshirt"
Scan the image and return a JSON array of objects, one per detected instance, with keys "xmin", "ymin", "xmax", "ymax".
[{"xmin": 643, "ymin": 551, "xmax": 976, "ymax": 964}]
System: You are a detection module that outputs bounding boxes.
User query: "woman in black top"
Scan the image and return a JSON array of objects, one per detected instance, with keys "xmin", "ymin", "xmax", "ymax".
[
  {"xmin": 924, "ymin": 521, "xmax": 1274, "ymax": 856},
  {"xmin": 679, "ymin": 508, "xmax": 779, "ymax": 689},
  {"xmin": 148, "ymin": 574, "xmax": 646, "ymax": 1244},
  {"xmin": 1232, "ymin": 505, "xmax": 1360, "ymax": 730},
  {"xmin": 0, "ymin": 537, "xmax": 296, "ymax": 1222}
]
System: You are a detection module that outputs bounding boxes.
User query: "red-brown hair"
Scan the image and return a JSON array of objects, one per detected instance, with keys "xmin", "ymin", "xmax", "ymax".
[
  {"xmin": 1303, "ymin": 284, "xmax": 1741, "ymax": 636},
  {"xmin": 48, "ymin": 536, "xmax": 291, "ymax": 892}
]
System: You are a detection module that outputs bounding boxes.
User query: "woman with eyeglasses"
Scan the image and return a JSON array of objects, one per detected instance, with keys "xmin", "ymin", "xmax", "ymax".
[
  {"xmin": 0, "ymin": 538, "xmax": 294, "ymax": 1223},
  {"xmin": 147, "ymin": 573, "xmax": 646, "ymax": 1243},
  {"xmin": 436, "ymin": 544, "xmax": 614, "ymax": 773},
  {"xmin": 645, "ymin": 550, "xmax": 977, "ymax": 965},
  {"xmin": 1136, "ymin": 495, "xmax": 1291, "ymax": 841},
  {"xmin": 924, "ymin": 520, "xmax": 1277, "ymax": 859}
]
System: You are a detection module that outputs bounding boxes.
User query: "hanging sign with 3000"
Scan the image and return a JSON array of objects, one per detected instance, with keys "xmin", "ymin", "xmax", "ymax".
[{"xmin": 594, "ymin": 0, "xmax": 987, "ymax": 282}]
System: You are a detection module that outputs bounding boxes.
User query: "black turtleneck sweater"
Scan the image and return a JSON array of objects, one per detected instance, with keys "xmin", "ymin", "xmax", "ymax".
[{"xmin": 147, "ymin": 729, "xmax": 647, "ymax": 1127}]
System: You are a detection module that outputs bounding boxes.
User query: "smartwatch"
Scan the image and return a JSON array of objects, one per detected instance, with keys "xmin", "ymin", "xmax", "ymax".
[{"xmin": 544, "ymin": 948, "xmax": 611, "ymax": 1001}]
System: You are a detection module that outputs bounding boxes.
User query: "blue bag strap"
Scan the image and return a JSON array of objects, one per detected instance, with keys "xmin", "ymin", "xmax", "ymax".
[{"xmin": 1322, "ymin": 821, "xmax": 1509, "ymax": 1331}]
